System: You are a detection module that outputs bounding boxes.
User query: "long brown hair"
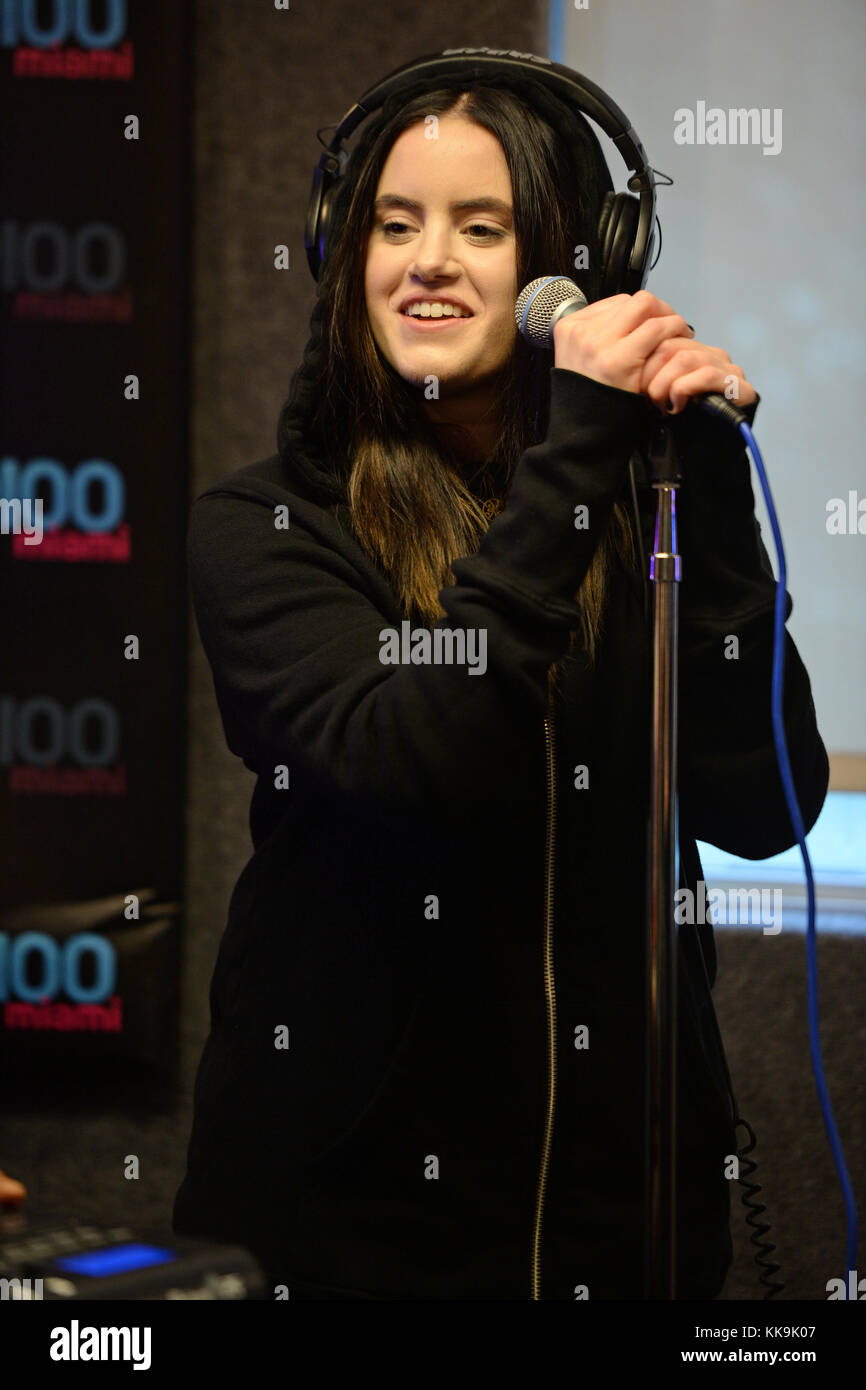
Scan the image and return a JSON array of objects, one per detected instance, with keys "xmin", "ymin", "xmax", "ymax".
[{"xmin": 309, "ymin": 83, "xmax": 635, "ymax": 700}]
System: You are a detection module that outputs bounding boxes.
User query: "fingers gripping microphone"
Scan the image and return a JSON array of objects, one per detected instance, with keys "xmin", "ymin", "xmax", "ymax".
[{"xmin": 515, "ymin": 276, "xmax": 749, "ymax": 426}]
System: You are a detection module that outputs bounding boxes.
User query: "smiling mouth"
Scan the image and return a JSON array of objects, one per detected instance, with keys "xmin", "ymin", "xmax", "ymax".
[
  {"xmin": 400, "ymin": 301, "xmax": 473, "ymax": 319},
  {"xmin": 400, "ymin": 314, "xmax": 470, "ymax": 329},
  {"xmin": 398, "ymin": 308, "xmax": 473, "ymax": 331}
]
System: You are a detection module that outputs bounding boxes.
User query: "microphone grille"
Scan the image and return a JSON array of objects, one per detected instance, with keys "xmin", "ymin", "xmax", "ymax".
[{"xmin": 515, "ymin": 276, "xmax": 588, "ymax": 348}]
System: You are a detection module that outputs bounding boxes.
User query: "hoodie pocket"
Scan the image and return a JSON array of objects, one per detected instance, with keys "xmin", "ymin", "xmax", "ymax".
[
  {"xmin": 211, "ymin": 814, "xmax": 435, "ymax": 1175},
  {"xmin": 299, "ymin": 982, "xmax": 428, "ymax": 1178}
]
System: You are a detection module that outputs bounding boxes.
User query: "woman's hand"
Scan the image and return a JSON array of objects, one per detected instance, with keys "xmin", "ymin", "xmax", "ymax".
[
  {"xmin": 552, "ymin": 289, "xmax": 756, "ymax": 414},
  {"xmin": 640, "ymin": 329, "xmax": 757, "ymax": 416}
]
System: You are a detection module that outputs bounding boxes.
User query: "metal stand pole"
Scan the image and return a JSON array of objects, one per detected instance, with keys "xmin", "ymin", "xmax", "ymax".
[{"xmin": 644, "ymin": 420, "xmax": 682, "ymax": 1300}]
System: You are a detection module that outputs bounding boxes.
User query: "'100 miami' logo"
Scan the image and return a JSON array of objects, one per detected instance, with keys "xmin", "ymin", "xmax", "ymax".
[
  {"xmin": 0, "ymin": 932, "xmax": 115, "ymax": 1003},
  {"xmin": 1, "ymin": 222, "xmax": 131, "ymax": 322},
  {"xmin": 1, "ymin": 222, "xmax": 126, "ymax": 293},
  {"xmin": 0, "ymin": 930, "xmax": 123, "ymax": 1033},
  {"xmin": 1, "ymin": 0, "xmax": 128, "ymax": 48},
  {"xmin": 1, "ymin": 457, "xmax": 131, "ymax": 561},
  {"xmin": 0, "ymin": 695, "xmax": 127, "ymax": 796},
  {"xmin": 1, "ymin": 458, "xmax": 125, "ymax": 531}
]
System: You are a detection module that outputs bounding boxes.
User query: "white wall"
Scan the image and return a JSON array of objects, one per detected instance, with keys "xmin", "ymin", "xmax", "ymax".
[{"xmin": 557, "ymin": 0, "xmax": 866, "ymax": 768}]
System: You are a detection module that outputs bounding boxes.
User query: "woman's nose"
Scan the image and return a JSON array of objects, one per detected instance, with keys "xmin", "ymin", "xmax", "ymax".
[{"xmin": 409, "ymin": 225, "xmax": 458, "ymax": 280}]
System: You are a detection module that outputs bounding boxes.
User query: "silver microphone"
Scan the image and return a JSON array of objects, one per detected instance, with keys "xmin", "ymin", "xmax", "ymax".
[
  {"xmin": 514, "ymin": 276, "xmax": 588, "ymax": 348},
  {"xmin": 514, "ymin": 275, "xmax": 750, "ymax": 427}
]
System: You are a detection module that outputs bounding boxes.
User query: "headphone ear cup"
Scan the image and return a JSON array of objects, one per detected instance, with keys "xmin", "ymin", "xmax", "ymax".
[
  {"xmin": 597, "ymin": 190, "xmax": 641, "ymax": 298},
  {"xmin": 305, "ymin": 153, "xmax": 343, "ymax": 281},
  {"xmin": 305, "ymin": 168, "xmax": 325, "ymax": 280},
  {"xmin": 317, "ymin": 185, "xmax": 336, "ymax": 279}
]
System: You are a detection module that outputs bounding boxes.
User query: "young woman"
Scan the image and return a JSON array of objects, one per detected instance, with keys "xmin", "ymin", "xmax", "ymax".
[{"xmin": 173, "ymin": 72, "xmax": 829, "ymax": 1300}]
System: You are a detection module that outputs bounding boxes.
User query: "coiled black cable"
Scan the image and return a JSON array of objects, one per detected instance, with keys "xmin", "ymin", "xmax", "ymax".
[{"xmin": 734, "ymin": 1115, "xmax": 785, "ymax": 1299}]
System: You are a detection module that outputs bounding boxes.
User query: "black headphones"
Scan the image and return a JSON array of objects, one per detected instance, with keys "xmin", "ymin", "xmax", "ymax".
[{"xmin": 304, "ymin": 47, "xmax": 667, "ymax": 296}]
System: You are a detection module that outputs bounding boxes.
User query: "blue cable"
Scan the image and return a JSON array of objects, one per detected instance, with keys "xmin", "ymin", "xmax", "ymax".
[{"xmin": 741, "ymin": 420, "xmax": 859, "ymax": 1297}]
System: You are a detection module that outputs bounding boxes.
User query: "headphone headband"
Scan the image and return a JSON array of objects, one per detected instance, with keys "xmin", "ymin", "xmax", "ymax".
[{"xmin": 305, "ymin": 47, "xmax": 666, "ymax": 294}]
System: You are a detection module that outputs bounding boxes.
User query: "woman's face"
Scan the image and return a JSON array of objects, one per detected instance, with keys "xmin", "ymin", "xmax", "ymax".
[{"xmin": 364, "ymin": 113, "xmax": 518, "ymax": 415}]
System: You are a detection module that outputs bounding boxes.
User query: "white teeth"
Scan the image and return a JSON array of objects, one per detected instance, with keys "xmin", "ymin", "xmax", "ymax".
[{"xmin": 404, "ymin": 301, "xmax": 467, "ymax": 318}]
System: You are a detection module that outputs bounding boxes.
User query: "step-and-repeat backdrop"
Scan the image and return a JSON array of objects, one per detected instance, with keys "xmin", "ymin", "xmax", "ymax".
[{"xmin": 0, "ymin": 1, "xmax": 190, "ymax": 1099}]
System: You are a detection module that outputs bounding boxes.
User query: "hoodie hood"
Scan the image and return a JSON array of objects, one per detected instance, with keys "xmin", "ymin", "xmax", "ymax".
[{"xmin": 275, "ymin": 67, "xmax": 616, "ymax": 502}]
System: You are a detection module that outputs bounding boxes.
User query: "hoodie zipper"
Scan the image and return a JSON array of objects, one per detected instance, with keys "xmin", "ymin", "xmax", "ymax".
[{"xmin": 531, "ymin": 692, "xmax": 558, "ymax": 1300}]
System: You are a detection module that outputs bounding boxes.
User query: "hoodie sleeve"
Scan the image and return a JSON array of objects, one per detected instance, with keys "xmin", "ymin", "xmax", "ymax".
[
  {"xmin": 669, "ymin": 402, "xmax": 830, "ymax": 858},
  {"xmin": 187, "ymin": 368, "xmax": 654, "ymax": 823}
]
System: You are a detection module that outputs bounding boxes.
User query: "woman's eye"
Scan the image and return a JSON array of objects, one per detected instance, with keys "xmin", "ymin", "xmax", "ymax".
[
  {"xmin": 464, "ymin": 223, "xmax": 504, "ymax": 240},
  {"xmin": 379, "ymin": 220, "xmax": 505, "ymax": 240}
]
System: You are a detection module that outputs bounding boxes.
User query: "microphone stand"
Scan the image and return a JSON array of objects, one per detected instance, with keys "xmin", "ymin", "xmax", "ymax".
[{"xmin": 644, "ymin": 419, "xmax": 683, "ymax": 1299}]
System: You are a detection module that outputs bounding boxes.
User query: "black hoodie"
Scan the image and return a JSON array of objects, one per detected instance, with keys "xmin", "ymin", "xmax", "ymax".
[
  {"xmin": 173, "ymin": 84, "xmax": 829, "ymax": 1301},
  {"xmin": 172, "ymin": 363, "xmax": 828, "ymax": 1299}
]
